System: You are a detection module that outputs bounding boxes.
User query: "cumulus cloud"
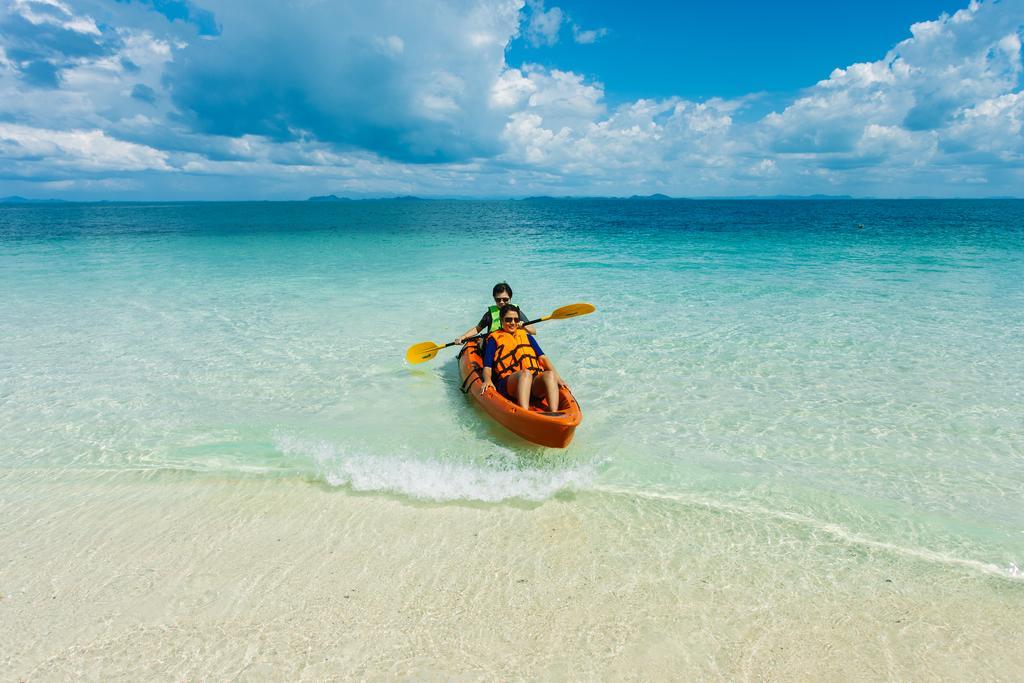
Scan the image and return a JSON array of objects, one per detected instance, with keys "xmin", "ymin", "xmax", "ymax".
[
  {"xmin": 523, "ymin": 0, "xmax": 563, "ymax": 47},
  {"xmin": 1, "ymin": 0, "xmax": 121, "ymax": 87},
  {"xmin": 943, "ymin": 90, "xmax": 1024, "ymax": 160},
  {"xmin": 161, "ymin": 0, "xmax": 523, "ymax": 163},
  {"xmin": 770, "ymin": 4, "xmax": 1021, "ymax": 143},
  {"xmin": 0, "ymin": 121, "xmax": 171, "ymax": 174},
  {"xmin": 0, "ymin": 0, "xmax": 1022, "ymax": 198},
  {"xmin": 485, "ymin": 0, "xmax": 1022, "ymax": 195},
  {"xmin": 499, "ymin": 0, "xmax": 1024, "ymax": 194},
  {"xmin": 502, "ymin": 93, "xmax": 749, "ymax": 195},
  {"xmin": 749, "ymin": 0, "xmax": 1023, "ymax": 188},
  {"xmin": 520, "ymin": 1, "xmax": 607, "ymax": 47}
]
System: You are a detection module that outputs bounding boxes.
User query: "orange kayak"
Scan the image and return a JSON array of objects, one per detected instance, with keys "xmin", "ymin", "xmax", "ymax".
[{"xmin": 457, "ymin": 342, "xmax": 582, "ymax": 448}]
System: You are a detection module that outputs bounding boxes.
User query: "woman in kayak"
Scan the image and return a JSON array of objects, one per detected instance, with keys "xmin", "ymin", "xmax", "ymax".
[
  {"xmin": 455, "ymin": 282, "xmax": 536, "ymax": 344},
  {"xmin": 479, "ymin": 304, "xmax": 566, "ymax": 411}
]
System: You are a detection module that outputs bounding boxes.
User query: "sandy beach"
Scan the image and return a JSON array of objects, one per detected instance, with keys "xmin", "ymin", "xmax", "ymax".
[{"xmin": 3, "ymin": 469, "xmax": 1021, "ymax": 680}]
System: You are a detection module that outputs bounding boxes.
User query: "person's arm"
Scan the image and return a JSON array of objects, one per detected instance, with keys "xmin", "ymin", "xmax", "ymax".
[
  {"xmin": 479, "ymin": 337, "xmax": 497, "ymax": 394},
  {"xmin": 480, "ymin": 366, "xmax": 495, "ymax": 394},
  {"xmin": 457, "ymin": 311, "xmax": 492, "ymax": 344},
  {"xmin": 455, "ymin": 323, "xmax": 483, "ymax": 344}
]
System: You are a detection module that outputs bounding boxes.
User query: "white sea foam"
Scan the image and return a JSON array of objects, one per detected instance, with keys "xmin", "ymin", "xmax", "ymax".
[
  {"xmin": 595, "ymin": 485, "xmax": 1024, "ymax": 581},
  {"xmin": 273, "ymin": 433, "xmax": 597, "ymax": 502}
]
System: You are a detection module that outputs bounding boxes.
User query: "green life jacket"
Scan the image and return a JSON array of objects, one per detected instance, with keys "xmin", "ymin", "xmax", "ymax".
[{"xmin": 487, "ymin": 304, "xmax": 501, "ymax": 332}]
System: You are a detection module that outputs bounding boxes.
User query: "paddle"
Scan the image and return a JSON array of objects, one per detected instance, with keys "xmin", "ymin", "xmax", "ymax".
[{"xmin": 404, "ymin": 302, "xmax": 596, "ymax": 365}]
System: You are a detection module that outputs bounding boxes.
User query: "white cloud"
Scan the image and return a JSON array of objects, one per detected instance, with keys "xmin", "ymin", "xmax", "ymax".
[
  {"xmin": 752, "ymin": 0, "xmax": 1024, "ymax": 189},
  {"xmin": 524, "ymin": 0, "xmax": 563, "ymax": 46},
  {"xmin": 490, "ymin": 67, "xmax": 536, "ymax": 108},
  {"xmin": 1, "ymin": 0, "xmax": 1023, "ymax": 198},
  {"xmin": 10, "ymin": 0, "xmax": 100, "ymax": 35},
  {"xmin": 160, "ymin": 0, "xmax": 525, "ymax": 162},
  {"xmin": 748, "ymin": 159, "xmax": 778, "ymax": 177},
  {"xmin": 0, "ymin": 122, "xmax": 171, "ymax": 173},
  {"xmin": 373, "ymin": 35, "xmax": 404, "ymax": 58},
  {"xmin": 498, "ymin": 73, "xmax": 744, "ymax": 189},
  {"xmin": 486, "ymin": 0, "xmax": 1022, "ymax": 197},
  {"xmin": 522, "ymin": 1, "xmax": 607, "ymax": 47},
  {"xmin": 523, "ymin": 67, "xmax": 606, "ymax": 122},
  {"xmin": 942, "ymin": 90, "xmax": 1024, "ymax": 161},
  {"xmin": 572, "ymin": 24, "xmax": 608, "ymax": 45}
]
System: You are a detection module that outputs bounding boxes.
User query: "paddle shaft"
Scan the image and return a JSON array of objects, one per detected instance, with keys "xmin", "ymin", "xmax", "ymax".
[
  {"xmin": 406, "ymin": 303, "xmax": 595, "ymax": 364},
  {"xmin": 462, "ymin": 315, "xmax": 545, "ymax": 344},
  {"xmin": 408, "ymin": 318, "xmax": 544, "ymax": 363}
]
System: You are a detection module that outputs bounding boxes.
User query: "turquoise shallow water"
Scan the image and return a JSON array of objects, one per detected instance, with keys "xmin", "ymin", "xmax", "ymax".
[{"xmin": 1, "ymin": 199, "xmax": 1022, "ymax": 576}]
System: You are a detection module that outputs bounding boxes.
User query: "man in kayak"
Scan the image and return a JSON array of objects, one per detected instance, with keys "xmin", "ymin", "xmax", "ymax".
[
  {"xmin": 478, "ymin": 304, "xmax": 566, "ymax": 411},
  {"xmin": 454, "ymin": 282, "xmax": 536, "ymax": 345}
]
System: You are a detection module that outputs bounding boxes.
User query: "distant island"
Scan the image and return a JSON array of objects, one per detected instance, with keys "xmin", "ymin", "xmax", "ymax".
[
  {"xmin": 1, "ymin": 195, "xmax": 68, "ymax": 204},
  {"xmin": 718, "ymin": 194, "xmax": 855, "ymax": 200},
  {"xmin": 520, "ymin": 193, "xmax": 680, "ymax": 201},
  {"xmin": 517, "ymin": 193, "xmax": 858, "ymax": 201},
  {"xmin": 630, "ymin": 193, "xmax": 674, "ymax": 200},
  {"xmin": 307, "ymin": 194, "xmax": 427, "ymax": 202},
  {"xmin": 307, "ymin": 194, "xmax": 351, "ymax": 202}
]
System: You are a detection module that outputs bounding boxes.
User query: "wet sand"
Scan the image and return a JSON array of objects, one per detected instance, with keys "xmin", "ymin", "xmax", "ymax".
[{"xmin": 2, "ymin": 470, "xmax": 1022, "ymax": 680}]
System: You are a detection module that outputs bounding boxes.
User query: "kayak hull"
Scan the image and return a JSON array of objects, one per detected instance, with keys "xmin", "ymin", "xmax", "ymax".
[{"xmin": 457, "ymin": 343, "xmax": 582, "ymax": 448}]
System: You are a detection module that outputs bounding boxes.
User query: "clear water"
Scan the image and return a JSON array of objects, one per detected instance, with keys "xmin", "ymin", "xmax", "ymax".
[{"xmin": 2, "ymin": 199, "xmax": 1022, "ymax": 576}]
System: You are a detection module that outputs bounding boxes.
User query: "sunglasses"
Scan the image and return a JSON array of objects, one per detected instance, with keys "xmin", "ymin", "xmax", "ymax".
[
  {"xmin": 502, "ymin": 316, "xmax": 520, "ymax": 323},
  {"xmin": 494, "ymin": 296, "xmax": 510, "ymax": 303}
]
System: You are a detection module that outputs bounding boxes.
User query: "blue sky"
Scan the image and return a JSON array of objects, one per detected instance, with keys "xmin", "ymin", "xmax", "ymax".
[
  {"xmin": 508, "ymin": 0, "xmax": 971, "ymax": 101},
  {"xmin": 0, "ymin": 0, "xmax": 1022, "ymax": 199}
]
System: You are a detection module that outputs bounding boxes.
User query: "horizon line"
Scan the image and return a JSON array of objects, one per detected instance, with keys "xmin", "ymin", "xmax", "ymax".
[{"xmin": 4, "ymin": 194, "xmax": 1024, "ymax": 204}]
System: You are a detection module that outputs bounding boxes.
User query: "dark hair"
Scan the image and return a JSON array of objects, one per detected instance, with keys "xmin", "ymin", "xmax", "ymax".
[
  {"xmin": 499, "ymin": 303, "xmax": 521, "ymax": 321},
  {"xmin": 492, "ymin": 282, "xmax": 512, "ymax": 298}
]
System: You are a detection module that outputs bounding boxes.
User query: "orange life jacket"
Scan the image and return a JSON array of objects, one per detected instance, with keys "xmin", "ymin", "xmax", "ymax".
[{"xmin": 489, "ymin": 328, "xmax": 542, "ymax": 380}]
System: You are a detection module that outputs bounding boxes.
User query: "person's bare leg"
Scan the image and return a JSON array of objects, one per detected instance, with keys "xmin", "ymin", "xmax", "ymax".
[
  {"xmin": 517, "ymin": 370, "xmax": 534, "ymax": 408},
  {"xmin": 544, "ymin": 371, "xmax": 560, "ymax": 411},
  {"xmin": 532, "ymin": 371, "xmax": 559, "ymax": 411},
  {"xmin": 506, "ymin": 371, "xmax": 533, "ymax": 409}
]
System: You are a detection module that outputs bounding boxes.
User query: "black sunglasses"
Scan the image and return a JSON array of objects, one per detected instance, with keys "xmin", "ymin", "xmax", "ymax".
[
  {"xmin": 494, "ymin": 296, "xmax": 510, "ymax": 303},
  {"xmin": 502, "ymin": 316, "xmax": 519, "ymax": 322}
]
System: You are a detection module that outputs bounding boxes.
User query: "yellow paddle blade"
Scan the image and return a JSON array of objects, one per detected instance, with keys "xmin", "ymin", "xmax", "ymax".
[
  {"xmin": 405, "ymin": 341, "xmax": 442, "ymax": 365},
  {"xmin": 545, "ymin": 302, "xmax": 596, "ymax": 321}
]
